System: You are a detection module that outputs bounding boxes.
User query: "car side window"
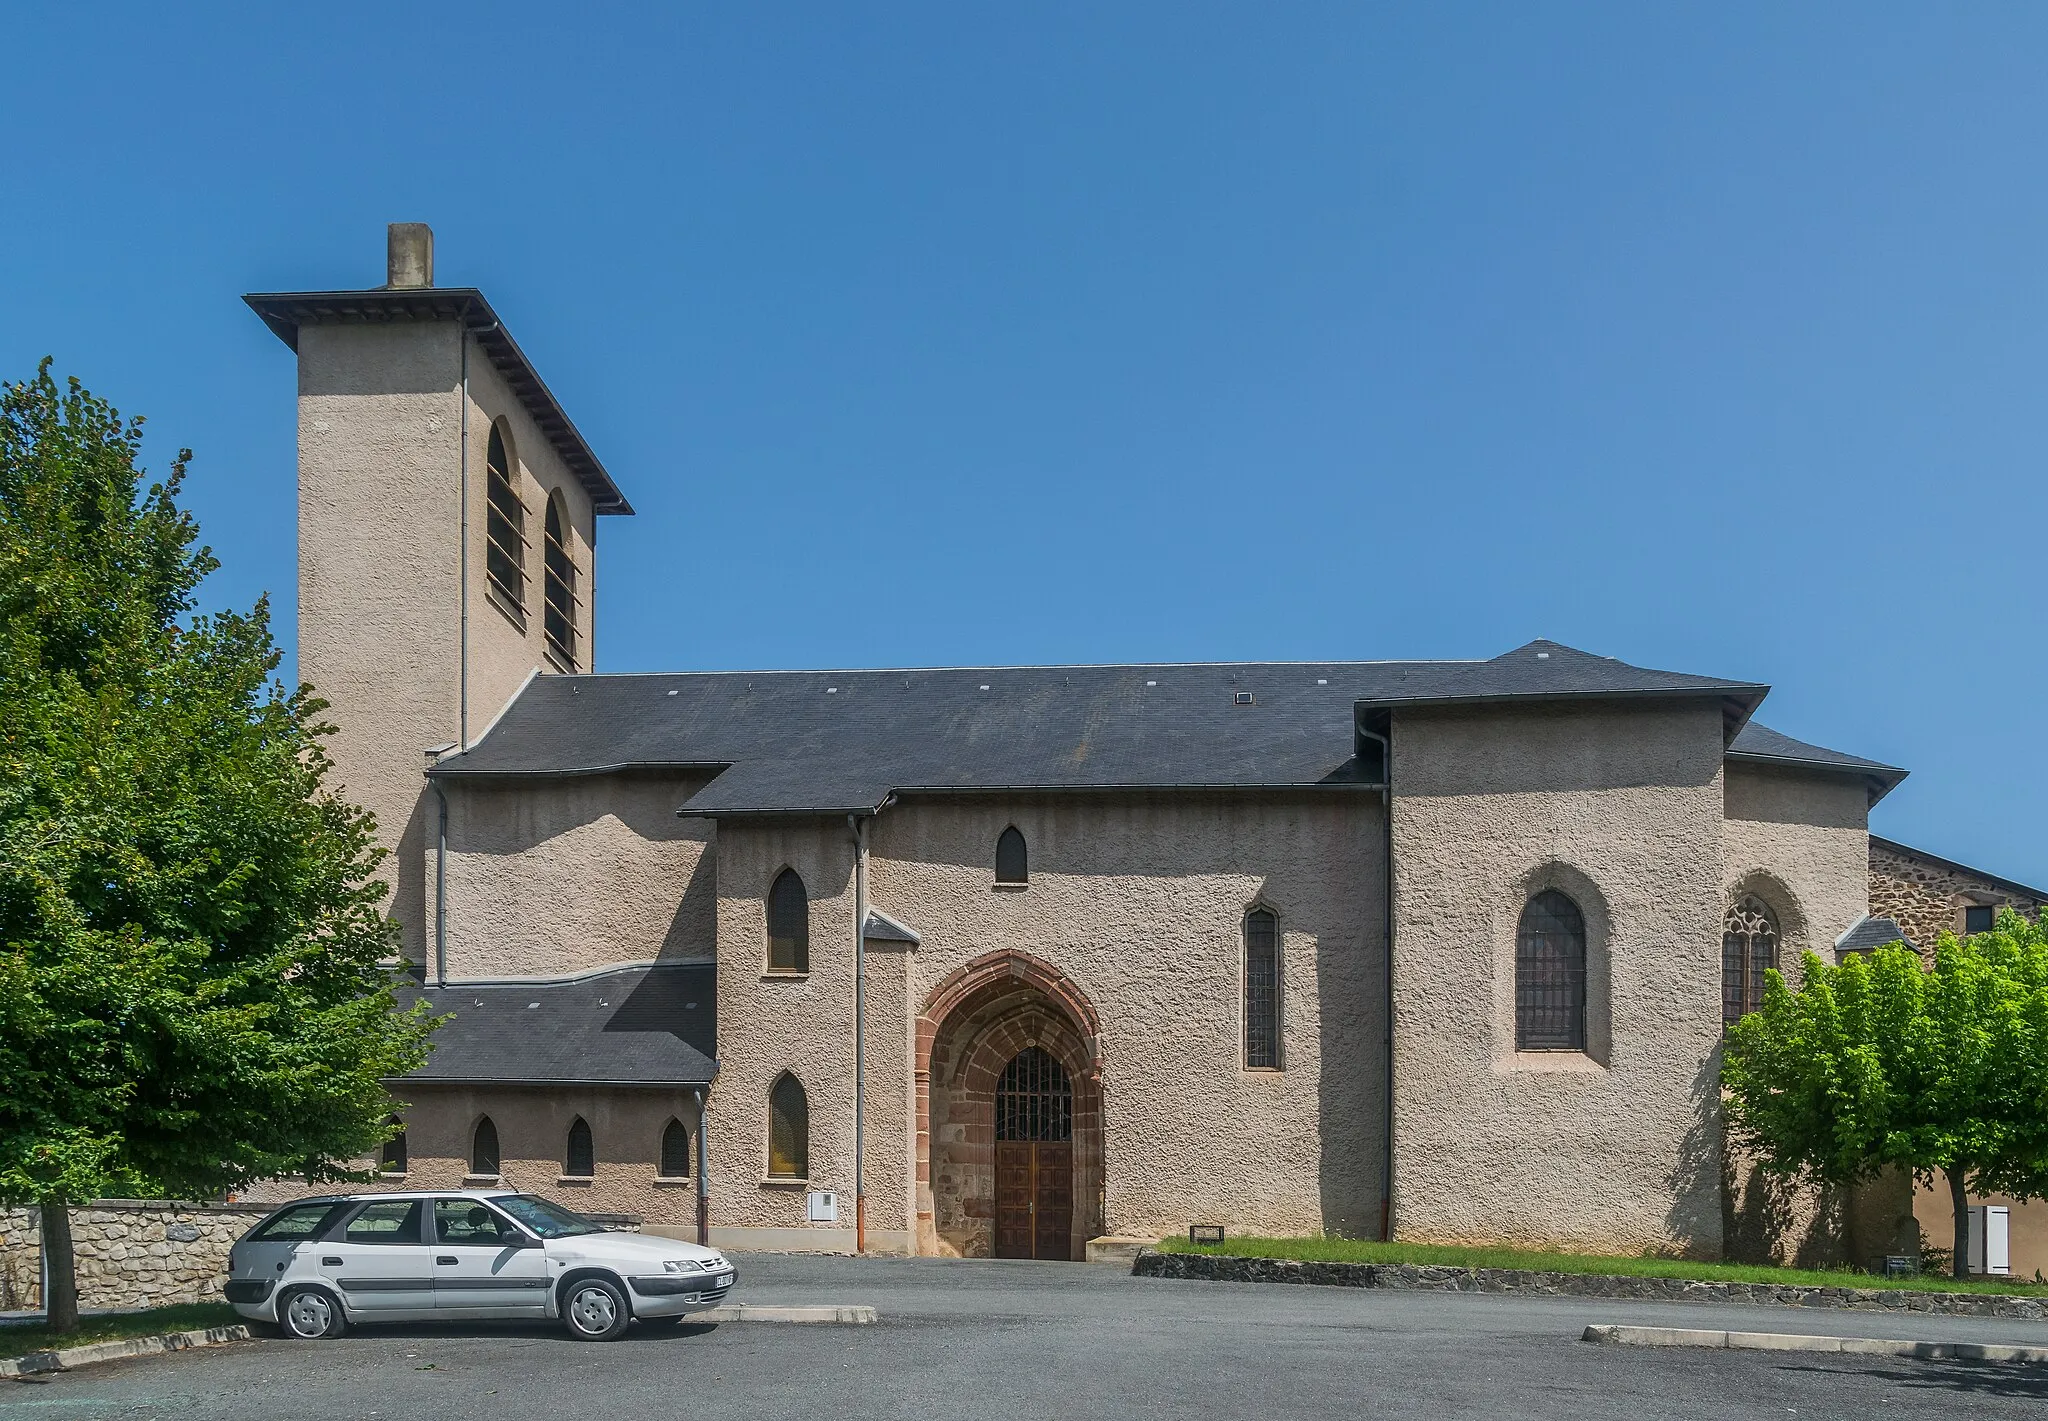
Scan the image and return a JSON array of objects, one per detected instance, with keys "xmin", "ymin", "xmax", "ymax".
[
  {"xmin": 250, "ymin": 1202, "xmax": 346, "ymax": 1241},
  {"xmin": 434, "ymin": 1199, "xmax": 512, "ymax": 1244},
  {"xmin": 343, "ymin": 1199, "xmax": 422, "ymax": 1246}
]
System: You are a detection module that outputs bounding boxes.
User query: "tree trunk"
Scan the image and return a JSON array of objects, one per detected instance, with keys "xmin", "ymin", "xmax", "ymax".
[
  {"xmin": 1948, "ymin": 1165, "xmax": 1971, "ymax": 1280},
  {"xmin": 39, "ymin": 1200, "xmax": 78, "ymax": 1335}
]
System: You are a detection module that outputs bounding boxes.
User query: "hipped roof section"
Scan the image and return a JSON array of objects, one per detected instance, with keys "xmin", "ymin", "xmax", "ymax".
[
  {"xmin": 419, "ymin": 639, "xmax": 1896, "ymax": 817},
  {"xmin": 243, "ymin": 286, "xmax": 631, "ymax": 516}
]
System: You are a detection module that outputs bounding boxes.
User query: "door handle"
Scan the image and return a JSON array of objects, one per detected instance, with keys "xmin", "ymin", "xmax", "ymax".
[
  {"xmin": 437, "ymin": 1256, "xmax": 458, "ymax": 1266},
  {"xmin": 322, "ymin": 1257, "xmax": 343, "ymax": 1267}
]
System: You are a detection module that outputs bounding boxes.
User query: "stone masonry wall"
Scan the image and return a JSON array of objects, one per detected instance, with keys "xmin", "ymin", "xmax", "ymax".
[
  {"xmin": 0, "ymin": 1202, "xmax": 270, "ymax": 1312},
  {"xmin": 1869, "ymin": 839, "xmax": 2047, "ymax": 961}
]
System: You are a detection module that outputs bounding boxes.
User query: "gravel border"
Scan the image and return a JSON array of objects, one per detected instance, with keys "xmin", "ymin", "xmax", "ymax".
[{"xmin": 1134, "ymin": 1251, "xmax": 2048, "ymax": 1319}]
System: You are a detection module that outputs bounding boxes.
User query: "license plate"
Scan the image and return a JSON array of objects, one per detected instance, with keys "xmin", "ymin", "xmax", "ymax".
[{"xmin": 713, "ymin": 1272, "xmax": 732, "ymax": 1287}]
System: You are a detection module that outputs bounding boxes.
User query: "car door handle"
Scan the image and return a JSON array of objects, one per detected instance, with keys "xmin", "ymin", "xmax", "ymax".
[
  {"xmin": 322, "ymin": 1257, "xmax": 343, "ymax": 1267},
  {"xmin": 437, "ymin": 1256, "xmax": 458, "ymax": 1266}
]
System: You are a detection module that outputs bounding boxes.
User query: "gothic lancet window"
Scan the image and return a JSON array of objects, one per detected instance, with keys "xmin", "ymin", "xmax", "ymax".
[
  {"xmin": 471, "ymin": 1116, "xmax": 500, "ymax": 1176},
  {"xmin": 543, "ymin": 492, "xmax": 579, "ymax": 670},
  {"xmin": 768, "ymin": 869, "xmax": 810, "ymax": 973},
  {"xmin": 768, "ymin": 1074, "xmax": 809, "ymax": 1179},
  {"xmin": 996, "ymin": 827, "xmax": 1028, "ymax": 885},
  {"xmin": 484, "ymin": 425, "xmax": 526, "ymax": 616},
  {"xmin": 1516, "ymin": 890, "xmax": 1587, "ymax": 1051},
  {"xmin": 1244, "ymin": 907, "xmax": 1282, "ymax": 1068},
  {"xmin": 1723, "ymin": 896, "xmax": 1779, "ymax": 1027},
  {"xmin": 660, "ymin": 1119, "xmax": 692, "ymax": 1178},
  {"xmin": 565, "ymin": 1117, "xmax": 594, "ymax": 1177}
]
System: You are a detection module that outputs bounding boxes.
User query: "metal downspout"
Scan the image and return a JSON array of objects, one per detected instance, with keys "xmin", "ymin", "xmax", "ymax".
[
  {"xmin": 1359, "ymin": 721, "xmax": 1396, "ymax": 1241},
  {"xmin": 457, "ymin": 311, "xmax": 470, "ymax": 748},
  {"xmin": 848, "ymin": 813, "xmax": 870, "ymax": 1253},
  {"xmin": 694, "ymin": 1086, "xmax": 710, "ymax": 1246},
  {"xmin": 433, "ymin": 782, "xmax": 449, "ymax": 987}
]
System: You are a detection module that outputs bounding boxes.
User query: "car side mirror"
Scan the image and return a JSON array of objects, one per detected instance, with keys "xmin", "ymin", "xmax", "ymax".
[{"xmin": 511, "ymin": 1231, "xmax": 543, "ymax": 1249}]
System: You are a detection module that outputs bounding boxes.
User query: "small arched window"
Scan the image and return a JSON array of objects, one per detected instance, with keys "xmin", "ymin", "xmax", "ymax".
[
  {"xmin": 470, "ymin": 1115, "xmax": 501, "ymax": 1176},
  {"xmin": 1244, "ymin": 906, "xmax": 1282, "ymax": 1068},
  {"xmin": 542, "ymin": 491, "xmax": 579, "ymax": 671},
  {"xmin": 484, "ymin": 425, "xmax": 526, "ymax": 615},
  {"xmin": 768, "ymin": 869, "xmax": 810, "ymax": 973},
  {"xmin": 768, "ymin": 1074, "xmax": 809, "ymax": 1179},
  {"xmin": 380, "ymin": 1117, "xmax": 407, "ymax": 1174},
  {"xmin": 1723, "ymin": 895, "xmax": 1779, "ymax": 1026},
  {"xmin": 996, "ymin": 827, "xmax": 1028, "ymax": 886},
  {"xmin": 660, "ymin": 1119, "xmax": 692, "ymax": 1178},
  {"xmin": 1516, "ymin": 889, "xmax": 1587, "ymax": 1051},
  {"xmin": 565, "ymin": 1116, "xmax": 594, "ymax": 1177}
]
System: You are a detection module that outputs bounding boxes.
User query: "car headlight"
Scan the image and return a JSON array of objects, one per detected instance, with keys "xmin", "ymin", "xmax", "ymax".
[{"xmin": 662, "ymin": 1258, "xmax": 706, "ymax": 1274}]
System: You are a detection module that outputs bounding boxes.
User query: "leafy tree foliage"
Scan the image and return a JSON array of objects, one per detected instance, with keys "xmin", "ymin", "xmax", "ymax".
[
  {"xmin": 1722, "ymin": 911, "xmax": 2048, "ymax": 1279},
  {"xmin": 0, "ymin": 362, "xmax": 433, "ymax": 1331}
]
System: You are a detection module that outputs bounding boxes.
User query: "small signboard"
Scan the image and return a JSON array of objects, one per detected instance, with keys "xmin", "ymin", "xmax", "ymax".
[{"xmin": 1189, "ymin": 1224, "xmax": 1225, "ymax": 1245}]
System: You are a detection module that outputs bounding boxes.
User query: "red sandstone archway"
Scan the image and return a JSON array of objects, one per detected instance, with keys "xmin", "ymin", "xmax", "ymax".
[{"xmin": 916, "ymin": 951, "xmax": 1103, "ymax": 1258}]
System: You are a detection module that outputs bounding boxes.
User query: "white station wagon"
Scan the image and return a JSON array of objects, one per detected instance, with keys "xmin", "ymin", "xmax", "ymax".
[{"xmin": 224, "ymin": 1190, "xmax": 734, "ymax": 1341}]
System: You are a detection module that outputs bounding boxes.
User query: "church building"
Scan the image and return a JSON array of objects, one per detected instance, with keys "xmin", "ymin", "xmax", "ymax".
[{"xmin": 243, "ymin": 226, "xmax": 2035, "ymax": 1265}]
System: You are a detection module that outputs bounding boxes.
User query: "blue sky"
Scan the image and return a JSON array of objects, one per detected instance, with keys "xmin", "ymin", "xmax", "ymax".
[{"xmin": 3, "ymin": 3, "xmax": 2043, "ymax": 882}]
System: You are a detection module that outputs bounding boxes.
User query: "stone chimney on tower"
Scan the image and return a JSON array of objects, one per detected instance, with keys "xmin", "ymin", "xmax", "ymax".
[{"xmin": 385, "ymin": 222, "xmax": 434, "ymax": 289}]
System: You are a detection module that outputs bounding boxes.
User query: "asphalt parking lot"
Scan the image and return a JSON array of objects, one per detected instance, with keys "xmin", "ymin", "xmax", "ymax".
[{"xmin": 9, "ymin": 1255, "xmax": 2048, "ymax": 1419}]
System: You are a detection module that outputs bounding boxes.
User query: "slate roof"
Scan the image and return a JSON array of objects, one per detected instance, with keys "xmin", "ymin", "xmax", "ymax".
[
  {"xmin": 1728, "ymin": 723, "xmax": 1909, "ymax": 806},
  {"xmin": 396, "ymin": 962, "xmax": 715, "ymax": 1087},
  {"xmin": 430, "ymin": 640, "xmax": 1779, "ymax": 815},
  {"xmin": 1835, "ymin": 916, "xmax": 1917, "ymax": 953},
  {"xmin": 244, "ymin": 287, "xmax": 632, "ymax": 516}
]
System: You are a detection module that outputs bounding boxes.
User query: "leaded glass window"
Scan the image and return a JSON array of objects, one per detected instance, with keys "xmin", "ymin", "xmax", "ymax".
[
  {"xmin": 996, "ymin": 826, "xmax": 1028, "ymax": 885},
  {"xmin": 1244, "ymin": 907, "xmax": 1282, "ymax": 1068},
  {"xmin": 1516, "ymin": 890, "xmax": 1587, "ymax": 1051},
  {"xmin": 565, "ymin": 1116, "xmax": 594, "ymax": 1177},
  {"xmin": 1723, "ymin": 896, "xmax": 1778, "ymax": 1026},
  {"xmin": 768, "ymin": 869, "xmax": 809, "ymax": 973},
  {"xmin": 768, "ymin": 1074, "xmax": 808, "ymax": 1178},
  {"xmin": 660, "ymin": 1119, "xmax": 691, "ymax": 1178}
]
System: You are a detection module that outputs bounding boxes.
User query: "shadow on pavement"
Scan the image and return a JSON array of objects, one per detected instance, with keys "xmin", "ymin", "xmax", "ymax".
[{"xmin": 1778, "ymin": 1358, "xmax": 2048, "ymax": 1402}]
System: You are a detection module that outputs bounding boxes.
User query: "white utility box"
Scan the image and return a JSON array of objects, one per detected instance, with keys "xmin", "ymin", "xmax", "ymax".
[
  {"xmin": 807, "ymin": 1190, "xmax": 839, "ymax": 1223},
  {"xmin": 1968, "ymin": 1204, "xmax": 2011, "ymax": 1276}
]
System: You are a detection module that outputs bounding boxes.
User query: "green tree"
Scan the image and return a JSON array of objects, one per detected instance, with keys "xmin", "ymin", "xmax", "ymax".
[
  {"xmin": 0, "ymin": 362, "xmax": 434, "ymax": 1333},
  {"xmin": 1721, "ymin": 911, "xmax": 2048, "ymax": 1279}
]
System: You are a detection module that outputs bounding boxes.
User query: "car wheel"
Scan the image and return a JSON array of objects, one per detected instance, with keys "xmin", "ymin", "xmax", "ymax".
[
  {"xmin": 278, "ymin": 1285, "xmax": 348, "ymax": 1340},
  {"xmin": 562, "ymin": 1277, "xmax": 629, "ymax": 1341}
]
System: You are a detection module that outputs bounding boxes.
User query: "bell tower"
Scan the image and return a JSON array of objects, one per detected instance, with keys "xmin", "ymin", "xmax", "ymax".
[{"xmin": 246, "ymin": 225, "xmax": 633, "ymax": 967}]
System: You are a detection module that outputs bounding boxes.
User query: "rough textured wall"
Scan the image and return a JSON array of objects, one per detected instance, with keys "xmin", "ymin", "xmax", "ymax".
[
  {"xmin": 436, "ymin": 772, "xmax": 715, "ymax": 979},
  {"xmin": 707, "ymin": 821, "xmax": 866, "ymax": 1247},
  {"xmin": 297, "ymin": 322, "xmax": 464, "ymax": 968},
  {"xmin": 1389, "ymin": 701, "xmax": 1726, "ymax": 1256},
  {"xmin": 868, "ymin": 793, "xmax": 1386, "ymax": 1249},
  {"xmin": 372, "ymin": 1084, "xmax": 704, "ymax": 1227},
  {"xmin": 1719, "ymin": 762, "xmax": 1876, "ymax": 1265},
  {"xmin": 1870, "ymin": 840, "xmax": 2048, "ymax": 959},
  {"xmin": 1721, "ymin": 763, "xmax": 1870, "ymax": 984},
  {"xmin": 0, "ymin": 1203, "xmax": 271, "ymax": 1311}
]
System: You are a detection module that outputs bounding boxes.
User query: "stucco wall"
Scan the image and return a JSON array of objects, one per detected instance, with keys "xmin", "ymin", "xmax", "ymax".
[
  {"xmin": 1388, "ymin": 701, "xmax": 1727, "ymax": 1256},
  {"xmin": 297, "ymin": 322, "xmax": 465, "ymax": 968},
  {"xmin": 867, "ymin": 793, "xmax": 1387, "ymax": 1248},
  {"xmin": 376, "ymin": 1084, "xmax": 704, "ymax": 1228},
  {"xmin": 1721, "ymin": 763, "xmax": 1870, "ymax": 982},
  {"xmin": 435, "ymin": 772, "xmax": 716, "ymax": 979}
]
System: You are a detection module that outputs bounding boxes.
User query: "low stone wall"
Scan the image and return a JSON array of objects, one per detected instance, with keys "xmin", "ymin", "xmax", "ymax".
[
  {"xmin": 1133, "ymin": 1252, "xmax": 2048, "ymax": 1320},
  {"xmin": 0, "ymin": 1201, "xmax": 272, "ymax": 1312}
]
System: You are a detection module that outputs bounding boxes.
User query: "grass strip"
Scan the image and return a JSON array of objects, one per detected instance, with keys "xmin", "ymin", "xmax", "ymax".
[
  {"xmin": 0, "ymin": 1302, "xmax": 242, "ymax": 1357},
  {"xmin": 1156, "ymin": 1236, "xmax": 2048, "ymax": 1297}
]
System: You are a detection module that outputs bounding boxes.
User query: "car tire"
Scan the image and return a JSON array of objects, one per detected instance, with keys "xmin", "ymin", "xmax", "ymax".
[
  {"xmin": 278, "ymin": 1285, "xmax": 348, "ymax": 1340},
  {"xmin": 562, "ymin": 1276, "xmax": 630, "ymax": 1341}
]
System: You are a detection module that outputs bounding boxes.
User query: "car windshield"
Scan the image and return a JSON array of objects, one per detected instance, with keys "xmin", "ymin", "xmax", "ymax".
[{"xmin": 493, "ymin": 1194, "xmax": 601, "ymax": 1238}]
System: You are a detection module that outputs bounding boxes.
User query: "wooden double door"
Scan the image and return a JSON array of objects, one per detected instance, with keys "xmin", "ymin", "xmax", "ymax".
[
  {"xmin": 992, "ymin": 1045, "xmax": 1074, "ymax": 1260},
  {"xmin": 994, "ymin": 1140, "xmax": 1073, "ymax": 1260}
]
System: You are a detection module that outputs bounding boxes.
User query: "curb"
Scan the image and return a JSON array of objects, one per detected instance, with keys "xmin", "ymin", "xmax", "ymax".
[
  {"xmin": 1133, "ymin": 1252, "xmax": 2048, "ymax": 1319},
  {"xmin": 697, "ymin": 1305, "xmax": 877, "ymax": 1324},
  {"xmin": 1584, "ymin": 1323, "xmax": 2048, "ymax": 1363},
  {"xmin": 3, "ymin": 1325, "xmax": 252, "ymax": 1378}
]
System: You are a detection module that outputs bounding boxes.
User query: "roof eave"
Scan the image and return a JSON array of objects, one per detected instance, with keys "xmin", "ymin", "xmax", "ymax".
[
  {"xmin": 242, "ymin": 287, "xmax": 632, "ymax": 516},
  {"xmin": 1362, "ymin": 685, "xmax": 1769, "ymax": 744},
  {"xmin": 1725, "ymin": 750, "xmax": 1909, "ymax": 807}
]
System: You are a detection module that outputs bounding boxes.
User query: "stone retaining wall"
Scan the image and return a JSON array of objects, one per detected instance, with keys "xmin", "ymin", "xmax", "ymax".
[
  {"xmin": 0, "ymin": 1202, "xmax": 272, "ymax": 1312},
  {"xmin": 1133, "ymin": 1251, "xmax": 2048, "ymax": 1320}
]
